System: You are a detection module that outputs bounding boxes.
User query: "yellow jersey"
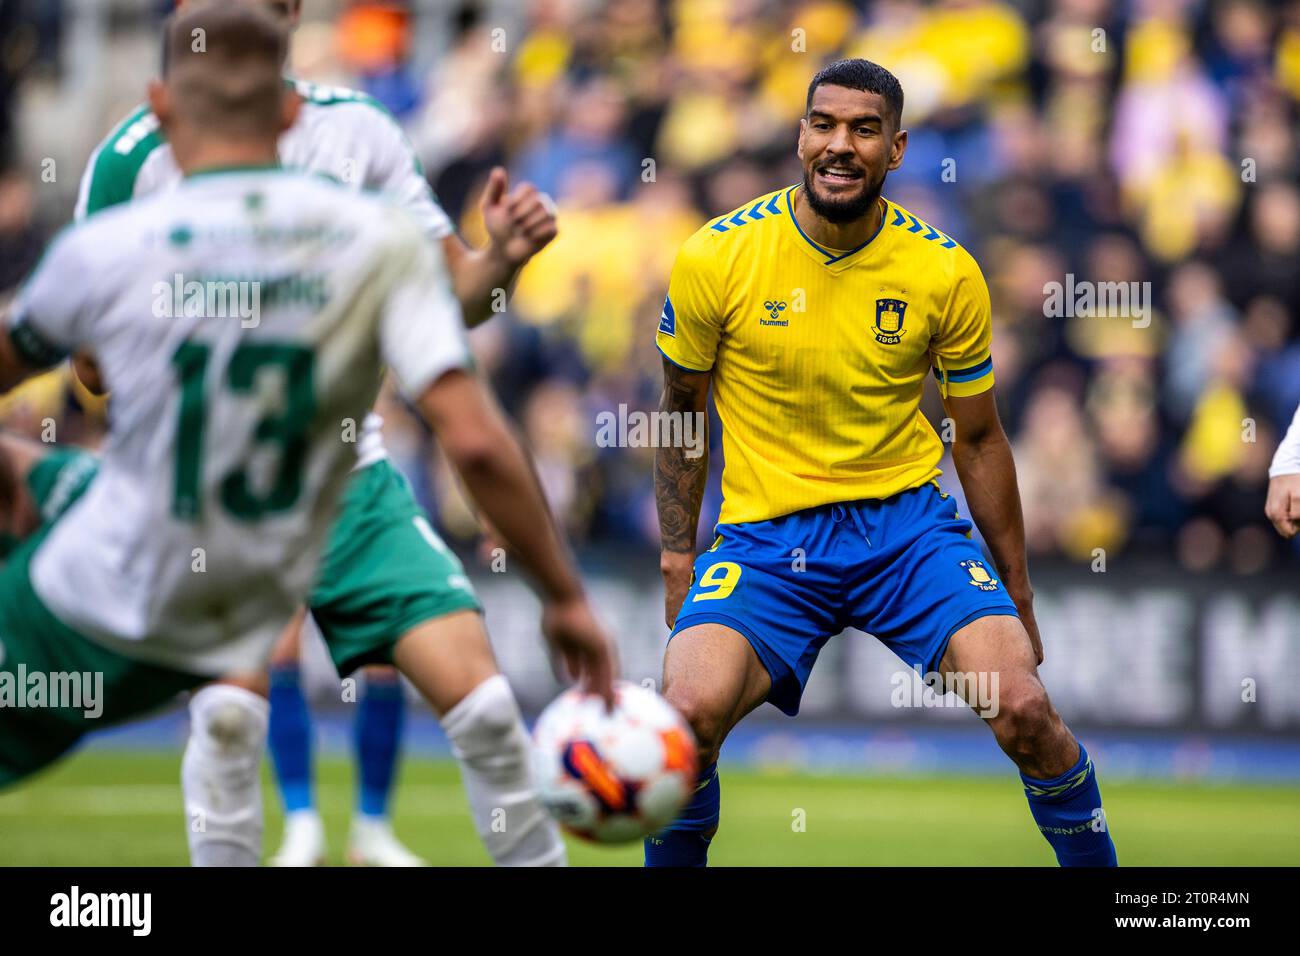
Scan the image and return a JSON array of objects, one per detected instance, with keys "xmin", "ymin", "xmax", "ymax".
[{"xmin": 656, "ymin": 185, "xmax": 995, "ymax": 526}]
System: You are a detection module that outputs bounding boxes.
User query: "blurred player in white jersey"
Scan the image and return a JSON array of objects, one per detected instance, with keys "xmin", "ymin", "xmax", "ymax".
[
  {"xmin": 0, "ymin": 3, "xmax": 614, "ymax": 868},
  {"xmin": 1266, "ymin": 403, "xmax": 1300, "ymax": 541},
  {"xmin": 75, "ymin": 0, "xmax": 561, "ymax": 866}
]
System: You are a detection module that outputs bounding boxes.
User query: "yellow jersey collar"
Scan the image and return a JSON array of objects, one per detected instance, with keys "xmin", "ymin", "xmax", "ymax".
[{"xmin": 784, "ymin": 185, "xmax": 889, "ymax": 270}]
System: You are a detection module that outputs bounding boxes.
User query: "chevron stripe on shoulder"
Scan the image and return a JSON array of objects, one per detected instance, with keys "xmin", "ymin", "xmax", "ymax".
[
  {"xmin": 887, "ymin": 205, "xmax": 958, "ymax": 249},
  {"xmin": 708, "ymin": 190, "xmax": 786, "ymax": 234}
]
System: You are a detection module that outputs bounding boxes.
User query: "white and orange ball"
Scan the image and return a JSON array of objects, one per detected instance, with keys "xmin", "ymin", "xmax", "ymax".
[{"xmin": 531, "ymin": 681, "xmax": 698, "ymax": 844}]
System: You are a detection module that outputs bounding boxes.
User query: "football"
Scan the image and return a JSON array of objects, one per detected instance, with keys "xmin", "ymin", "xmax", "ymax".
[{"xmin": 531, "ymin": 681, "xmax": 698, "ymax": 844}]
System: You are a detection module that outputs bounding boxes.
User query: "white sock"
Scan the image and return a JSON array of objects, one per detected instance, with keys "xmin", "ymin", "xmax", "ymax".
[
  {"xmin": 441, "ymin": 674, "xmax": 566, "ymax": 867},
  {"xmin": 181, "ymin": 683, "xmax": 269, "ymax": 867}
]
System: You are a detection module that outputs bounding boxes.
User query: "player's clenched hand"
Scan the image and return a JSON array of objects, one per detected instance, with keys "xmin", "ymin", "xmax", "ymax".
[
  {"xmin": 1265, "ymin": 474, "xmax": 1300, "ymax": 540},
  {"xmin": 542, "ymin": 594, "xmax": 617, "ymax": 708},
  {"xmin": 480, "ymin": 167, "xmax": 558, "ymax": 267},
  {"xmin": 660, "ymin": 550, "xmax": 694, "ymax": 631}
]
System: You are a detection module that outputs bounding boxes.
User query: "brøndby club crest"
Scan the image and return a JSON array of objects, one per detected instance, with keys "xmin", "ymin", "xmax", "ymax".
[
  {"xmin": 959, "ymin": 559, "xmax": 1000, "ymax": 591},
  {"xmin": 874, "ymin": 298, "xmax": 907, "ymax": 344}
]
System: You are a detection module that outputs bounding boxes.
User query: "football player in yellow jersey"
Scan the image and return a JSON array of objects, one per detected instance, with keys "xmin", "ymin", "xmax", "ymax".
[{"xmin": 647, "ymin": 59, "xmax": 1116, "ymax": 867}]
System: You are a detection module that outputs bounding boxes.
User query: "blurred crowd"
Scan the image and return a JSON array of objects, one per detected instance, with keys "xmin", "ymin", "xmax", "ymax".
[{"xmin": 2, "ymin": 0, "xmax": 1299, "ymax": 574}]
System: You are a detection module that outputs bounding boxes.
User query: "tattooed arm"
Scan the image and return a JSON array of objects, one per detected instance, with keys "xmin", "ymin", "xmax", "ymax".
[{"xmin": 656, "ymin": 357, "xmax": 712, "ymax": 628}]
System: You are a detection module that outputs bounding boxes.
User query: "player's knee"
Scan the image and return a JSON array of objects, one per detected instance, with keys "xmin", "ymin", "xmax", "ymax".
[
  {"xmin": 444, "ymin": 674, "xmax": 526, "ymax": 759},
  {"xmin": 664, "ymin": 690, "xmax": 726, "ymax": 763},
  {"xmin": 470, "ymin": 675, "xmax": 521, "ymax": 737},
  {"xmin": 993, "ymin": 680, "xmax": 1056, "ymax": 758},
  {"xmin": 190, "ymin": 684, "xmax": 269, "ymax": 758}
]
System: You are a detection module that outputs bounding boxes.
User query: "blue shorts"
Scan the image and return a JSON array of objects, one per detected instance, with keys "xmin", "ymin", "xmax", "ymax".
[{"xmin": 671, "ymin": 484, "xmax": 1019, "ymax": 716}]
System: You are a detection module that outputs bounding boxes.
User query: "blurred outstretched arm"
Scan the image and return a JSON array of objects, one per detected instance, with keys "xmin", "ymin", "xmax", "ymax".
[{"xmin": 416, "ymin": 367, "xmax": 615, "ymax": 703}]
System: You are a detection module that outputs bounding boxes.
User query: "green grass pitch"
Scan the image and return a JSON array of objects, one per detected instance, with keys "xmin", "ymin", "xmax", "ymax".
[{"xmin": 1, "ymin": 752, "xmax": 1297, "ymax": 865}]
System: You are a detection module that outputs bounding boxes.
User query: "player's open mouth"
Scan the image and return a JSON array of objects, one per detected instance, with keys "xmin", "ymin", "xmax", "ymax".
[{"xmin": 816, "ymin": 166, "xmax": 863, "ymax": 186}]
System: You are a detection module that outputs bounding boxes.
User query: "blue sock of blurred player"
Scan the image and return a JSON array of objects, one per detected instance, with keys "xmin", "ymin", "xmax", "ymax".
[
  {"xmin": 644, "ymin": 761, "xmax": 719, "ymax": 867},
  {"xmin": 1021, "ymin": 741, "xmax": 1117, "ymax": 866},
  {"xmin": 268, "ymin": 664, "xmax": 314, "ymax": 813},
  {"xmin": 355, "ymin": 672, "xmax": 404, "ymax": 818}
]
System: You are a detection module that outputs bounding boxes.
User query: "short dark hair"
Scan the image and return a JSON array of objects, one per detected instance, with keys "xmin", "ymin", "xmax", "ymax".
[
  {"xmin": 805, "ymin": 58, "xmax": 904, "ymax": 130},
  {"xmin": 162, "ymin": 5, "xmax": 290, "ymax": 139},
  {"xmin": 163, "ymin": 4, "xmax": 289, "ymax": 74}
]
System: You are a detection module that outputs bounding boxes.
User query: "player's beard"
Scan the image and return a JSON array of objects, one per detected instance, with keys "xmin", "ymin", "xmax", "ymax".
[{"xmin": 802, "ymin": 167, "xmax": 884, "ymax": 224}]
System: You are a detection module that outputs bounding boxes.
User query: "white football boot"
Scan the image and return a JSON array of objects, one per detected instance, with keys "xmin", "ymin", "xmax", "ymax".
[
  {"xmin": 269, "ymin": 809, "xmax": 326, "ymax": 867},
  {"xmin": 346, "ymin": 816, "xmax": 427, "ymax": 867}
]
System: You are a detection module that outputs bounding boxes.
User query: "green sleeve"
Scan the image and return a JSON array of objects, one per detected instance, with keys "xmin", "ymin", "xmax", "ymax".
[
  {"xmin": 28, "ymin": 450, "xmax": 100, "ymax": 522},
  {"xmin": 0, "ymin": 449, "xmax": 98, "ymax": 562},
  {"xmin": 77, "ymin": 106, "xmax": 166, "ymax": 219}
]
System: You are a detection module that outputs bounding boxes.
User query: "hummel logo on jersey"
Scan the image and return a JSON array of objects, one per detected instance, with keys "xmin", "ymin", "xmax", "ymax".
[{"xmin": 760, "ymin": 300, "xmax": 788, "ymax": 327}]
